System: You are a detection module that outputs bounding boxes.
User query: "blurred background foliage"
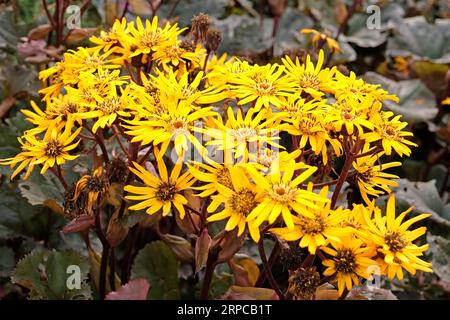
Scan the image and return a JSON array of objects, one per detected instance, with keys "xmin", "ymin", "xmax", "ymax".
[{"xmin": 0, "ymin": 0, "xmax": 449, "ymax": 300}]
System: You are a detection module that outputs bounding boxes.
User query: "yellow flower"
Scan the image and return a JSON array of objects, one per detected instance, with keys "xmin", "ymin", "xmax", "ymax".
[
  {"xmin": 207, "ymin": 57, "xmax": 252, "ymax": 89},
  {"xmin": 275, "ymin": 96, "xmax": 326, "ymax": 120},
  {"xmin": 248, "ymin": 148, "xmax": 302, "ymax": 174},
  {"xmin": 393, "ymin": 56, "xmax": 409, "ymax": 74},
  {"xmin": 326, "ymin": 97, "xmax": 375, "ymax": 136},
  {"xmin": 365, "ymin": 111, "xmax": 417, "ymax": 156},
  {"xmin": 65, "ymin": 47, "xmax": 121, "ymax": 75},
  {"xmin": 332, "ymin": 71, "xmax": 399, "ymax": 103},
  {"xmin": 322, "ymin": 237, "xmax": 376, "ymax": 296},
  {"xmin": 127, "ymin": 16, "xmax": 184, "ymax": 58},
  {"xmin": 301, "ymin": 28, "xmax": 342, "ymax": 53},
  {"xmin": 77, "ymin": 87, "xmax": 134, "ymax": 133},
  {"xmin": 362, "ymin": 196, "xmax": 432, "ymax": 280},
  {"xmin": 228, "ymin": 63, "xmax": 295, "ymax": 111},
  {"xmin": 124, "ymin": 151, "xmax": 195, "ymax": 218},
  {"xmin": 10, "ymin": 120, "xmax": 81, "ymax": 175},
  {"xmin": 282, "ymin": 50, "xmax": 335, "ymax": 98},
  {"xmin": 151, "ymin": 69, "xmax": 226, "ymax": 105},
  {"xmin": 124, "ymin": 99, "xmax": 216, "ymax": 158},
  {"xmin": 270, "ymin": 187, "xmax": 351, "ymax": 254},
  {"xmin": 187, "ymin": 159, "xmax": 234, "ymax": 197},
  {"xmin": 0, "ymin": 137, "xmax": 37, "ymax": 180},
  {"xmin": 245, "ymin": 163, "xmax": 327, "ymax": 230},
  {"xmin": 153, "ymin": 42, "xmax": 205, "ymax": 74},
  {"xmin": 207, "ymin": 166, "xmax": 262, "ymax": 241},
  {"xmin": 90, "ymin": 18, "xmax": 130, "ymax": 53},
  {"xmin": 203, "ymin": 107, "xmax": 283, "ymax": 161},
  {"xmin": 352, "ymin": 148, "xmax": 401, "ymax": 204},
  {"xmin": 441, "ymin": 97, "xmax": 450, "ymax": 105},
  {"xmin": 284, "ymin": 112, "xmax": 341, "ymax": 164}
]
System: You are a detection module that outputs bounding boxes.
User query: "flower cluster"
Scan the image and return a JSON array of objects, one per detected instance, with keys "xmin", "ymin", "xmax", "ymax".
[{"xmin": 0, "ymin": 16, "xmax": 432, "ymax": 298}]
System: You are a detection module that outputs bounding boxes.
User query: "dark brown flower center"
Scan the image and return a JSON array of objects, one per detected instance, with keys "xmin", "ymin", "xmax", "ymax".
[
  {"xmin": 385, "ymin": 231, "xmax": 406, "ymax": 252},
  {"xmin": 156, "ymin": 181, "xmax": 178, "ymax": 201},
  {"xmin": 334, "ymin": 249, "xmax": 357, "ymax": 274}
]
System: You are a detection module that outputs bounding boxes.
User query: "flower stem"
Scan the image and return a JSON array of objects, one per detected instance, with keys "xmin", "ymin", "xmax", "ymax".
[
  {"xmin": 200, "ymin": 246, "xmax": 219, "ymax": 299},
  {"xmin": 330, "ymin": 138, "xmax": 363, "ymax": 209},
  {"xmin": 258, "ymin": 239, "xmax": 284, "ymax": 299}
]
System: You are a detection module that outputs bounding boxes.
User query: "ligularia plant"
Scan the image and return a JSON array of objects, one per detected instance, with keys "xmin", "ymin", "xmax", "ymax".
[{"xmin": 1, "ymin": 14, "xmax": 432, "ymax": 300}]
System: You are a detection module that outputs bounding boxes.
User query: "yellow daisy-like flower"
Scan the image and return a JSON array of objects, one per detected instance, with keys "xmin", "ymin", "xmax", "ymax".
[
  {"xmin": 271, "ymin": 186, "xmax": 351, "ymax": 253},
  {"xmin": 352, "ymin": 148, "xmax": 401, "ymax": 204},
  {"xmin": 203, "ymin": 107, "xmax": 283, "ymax": 161},
  {"xmin": 245, "ymin": 163, "xmax": 327, "ymax": 230},
  {"xmin": 151, "ymin": 69, "xmax": 226, "ymax": 105},
  {"xmin": 207, "ymin": 166, "xmax": 262, "ymax": 241},
  {"xmin": 64, "ymin": 47, "xmax": 121, "ymax": 76},
  {"xmin": 362, "ymin": 196, "xmax": 433, "ymax": 280},
  {"xmin": 124, "ymin": 152, "xmax": 195, "ymax": 218},
  {"xmin": 78, "ymin": 87, "xmax": 134, "ymax": 133},
  {"xmin": 332, "ymin": 71, "xmax": 399, "ymax": 103},
  {"xmin": 124, "ymin": 99, "xmax": 216, "ymax": 158},
  {"xmin": 322, "ymin": 237, "xmax": 377, "ymax": 296},
  {"xmin": 228, "ymin": 63, "xmax": 295, "ymax": 111},
  {"xmin": 275, "ymin": 96, "xmax": 326, "ymax": 121},
  {"xmin": 15, "ymin": 120, "xmax": 81, "ymax": 175},
  {"xmin": 282, "ymin": 50, "xmax": 335, "ymax": 98},
  {"xmin": 187, "ymin": 159, "xmax": 234, "ymax": 197},
  {"xmin": 127, "ymin": 16, "xmax": 184, "ymax": 58},
  {"xmin": 207, "ymin": 57, "xmax": 252, "ymax": 89},
  {"xmin": 153, "ymin": 42, "xmax": 205, "ymax": 74},
  {"xmin": 0, "ymin": 137, "xmax": 37, "ymax": 180},
  {"xmin": 247, "ymin": 148, "xmax": 302, "ymax": 174},
  {"xmin": 365, "ymin": 111, "xmax": 417, "ymax": 157},
  {"xmin": 301, "ymin": 28, "xmax": 342, "ymax": 53},
  {"xmin": 284, "ymin": 112, "xmax": 341, "ymax": 164},
  {"xmin": 326, "ymin": 97, "xmax": 375, "ymax": 136},
  {"xmin": 90, "ymin": 18, "xmax": 130, "ymax": 53}
]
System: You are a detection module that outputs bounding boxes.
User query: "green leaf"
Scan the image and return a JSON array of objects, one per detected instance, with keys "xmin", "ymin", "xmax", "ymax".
[
  {"xmin": 12, "ymin": 249, "xmax": 92, "ymax": 299},
  {"xmin": 214, "ymin": 15, "xmax": 273, "ymax": 55},
  {"xmin": 275, "ymin": 8, "xmax": 314, "ymax": 52},
  {"xmin": 427, "ymin": 234, "xmax": 450, "ymax": 282},
  {"xmin": 363, "ymin": 72, "xmax": 438, "ymax": 124},
  {"xmin": 19, "ymin": 170, "xmax": 64, "ymax": 207},
  {"xmin": 0, "ymin": 10, "xmax": 18, "ymax": 49},
  {"xmin": 0, "ymin": 182, "xmax": 52, "ymax": 240},
  {"xmin": 0, "ymin": 246, "xmax": 15, "ymax": 278},
  {"xmin": 209, "ymin": 272, "xmax": 233, "ymax": 299},
  {"xmin": 386, "ymin": 17, "xmax": 450, "ymax": 63},
  {"xmin": 131, "ymin": 241, "xmax": 180, "ymax": 299},
  {"xmin": 394, "ymin": 179, "xmax": 450, "ymax": 228}
]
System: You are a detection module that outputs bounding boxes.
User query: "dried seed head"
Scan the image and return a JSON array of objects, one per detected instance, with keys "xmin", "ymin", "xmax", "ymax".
[
  {"xmin": 205, "ymin": 28, "xmax": 221, "ymax": 52},
  {"xmin": 279, "ymin": 241, "xmax": 307, "ymax": 271},
  {"xmin": 288, "ymin": 267, "xmax": 321, "ymax": 300},
  {"xmin": 106, "ymin": 158, "xmax": 128, "ymax": 183},
  {"xmin": 191, "ymin": 13, "xmax": 212, "ymax": 43},
  {"xmin": 63, "ymin": 184, "xmax": 88, "ymax": 219}
]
